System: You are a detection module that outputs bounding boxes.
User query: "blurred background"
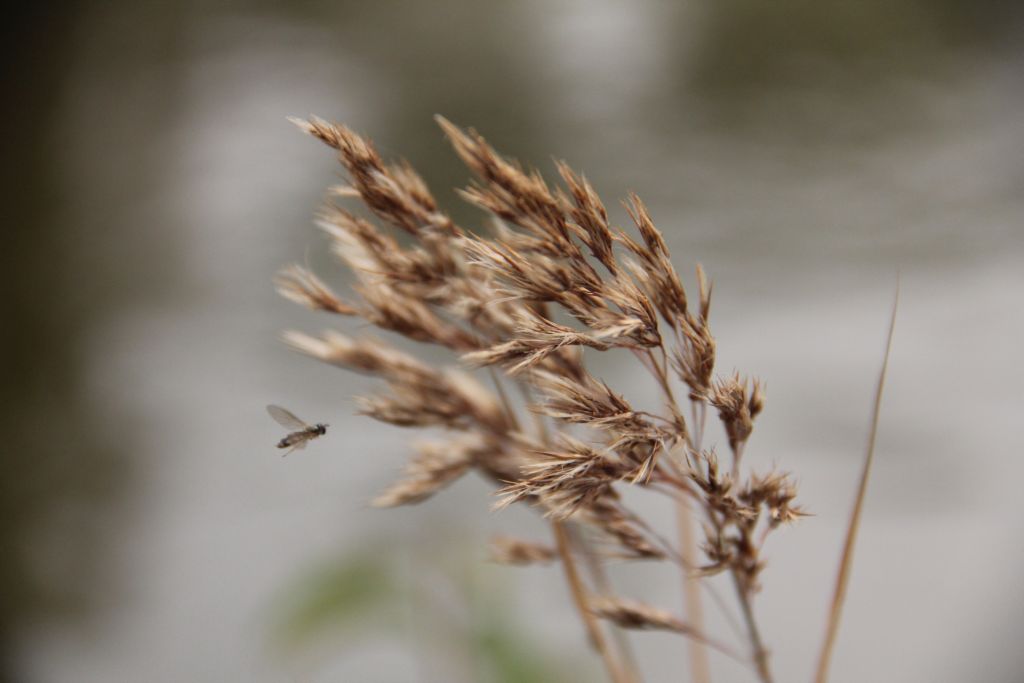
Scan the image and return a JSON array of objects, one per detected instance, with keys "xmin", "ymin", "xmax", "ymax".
[{"xmin": 3, "ymin": 2, "xmax": 1023, "ymax": 682}]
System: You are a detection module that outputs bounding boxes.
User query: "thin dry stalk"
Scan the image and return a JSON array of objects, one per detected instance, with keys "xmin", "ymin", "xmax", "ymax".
[
  {"xmin": 681, "ymin": 390, "xmax": 711, "ymax": 683},
  {"xmin": 813, "ymin": 282, "xmax": 899, "ymax": 683},
  {"xmin": 677, "ymin": 502, "xmax": 710, "ymax": 683},
  {"xmin": 568, "ymin": 525, "xmax": 642, "ymax": 680},
  {"xmin": 552, "ymin": 521, "xmax": 633, "ymax": 683},
  {"xmin": 734, "ymin": 573, "xmax": 774, "ymax": 683}
]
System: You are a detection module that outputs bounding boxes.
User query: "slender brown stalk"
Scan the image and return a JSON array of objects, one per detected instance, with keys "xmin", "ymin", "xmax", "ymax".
[
  {"xmin": 681, "ymin": 395, "xmax": 711, "ymax": 683},
  {"xmin": 569, "ymin": 526, "xmax": 643, "ymax": 682},
  {"xmin": 553, "ymin": 521, "xmax": 632, "ymax": 683},
  {"xmin": 677, "ymin": 502, "xmax": 711, "ymax": 683},
  {"xmin": 732, "ymin": 573, "xmax": 774, "ymax": 683},
  {"xmin": 639, "ymin": 346, "xmax": 710, "ymax": 682},
  {"xmin": 813, "ymin": 282, "xmax": 899, "ymax": 683}
]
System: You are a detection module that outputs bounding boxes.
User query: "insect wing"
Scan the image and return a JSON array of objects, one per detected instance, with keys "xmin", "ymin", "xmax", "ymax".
[
  {"xmin": 282, "ymin": 438, "xmax": 309, "ymax": 457},
  {"xmin": 267, "ymin": 404, "xmax": 310, "ymax": 431}
]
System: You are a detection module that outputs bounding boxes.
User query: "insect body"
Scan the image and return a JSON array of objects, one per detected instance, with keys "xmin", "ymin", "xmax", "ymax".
[{"xmin": 267, "ymin": 404, "xmax": 327, "ymax": 455}]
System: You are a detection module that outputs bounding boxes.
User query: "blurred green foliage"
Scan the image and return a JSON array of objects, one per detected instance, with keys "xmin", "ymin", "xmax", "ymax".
[
  {"xmin": 274, "ymin": 554, "xmax": 399, "ymax": 646},
  {"xmin": 467, "ymin": 600, "xmax": 572, "ymax": 683},
  {"xmin": 272, "ymin": 542, "xmax": 576, "ymax": 682}
]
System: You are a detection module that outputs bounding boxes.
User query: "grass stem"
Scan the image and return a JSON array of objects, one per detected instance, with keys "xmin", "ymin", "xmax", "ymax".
[
  {"xmin": 812, "ymin": 281, "xmax": 899, "ymax": 683},
  {"xmin": 553, "ymin": 521, "xmax": 633, "ymax": 683}
]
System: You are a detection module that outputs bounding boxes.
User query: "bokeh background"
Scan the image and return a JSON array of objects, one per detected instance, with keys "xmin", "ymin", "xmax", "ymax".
[{"xmin": 4, "ymin": 2, "xmax": 1023, "ymax": 682}]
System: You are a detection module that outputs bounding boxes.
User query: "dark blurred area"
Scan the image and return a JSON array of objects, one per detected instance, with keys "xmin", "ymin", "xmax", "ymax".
[
  {"xmin": 2, "ymin": 2, "xmax": 1022, "ymax": 682},
  {"xmin": 2, "ymin": 6, "xmax": 128, "ymax": 682}
]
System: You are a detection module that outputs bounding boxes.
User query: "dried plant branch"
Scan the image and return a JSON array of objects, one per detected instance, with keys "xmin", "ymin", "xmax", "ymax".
[
  {"xmin": 371, "ymin": 437, "xmax": 480, "ymax": 507},
  {"xmin": 813, "ymin": 281, "xmax": 899, "ymax": 683},
  {"xmin": 488, "ymin": 536, "xmax": 557, "ymax": 565},
  {"xmin": 590, "ymin": 596, "xmax": 748, "ymax": 666},
  {"xmin": 272, "ymin": 115, "xmax": 846, "ymax": 683}
]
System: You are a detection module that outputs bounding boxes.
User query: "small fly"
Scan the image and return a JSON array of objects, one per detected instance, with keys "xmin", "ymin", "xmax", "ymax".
[{"xmin": 267, "ymin": 404, "xmax": 327, "ymax": 455}]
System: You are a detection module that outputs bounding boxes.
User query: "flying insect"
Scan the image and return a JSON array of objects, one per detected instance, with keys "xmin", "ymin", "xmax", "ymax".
[{"xmin": 267, "ymin": 404, "xmax": 327, "ymax": 455}]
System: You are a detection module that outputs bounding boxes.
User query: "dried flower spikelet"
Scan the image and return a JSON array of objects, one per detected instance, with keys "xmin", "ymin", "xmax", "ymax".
[
  {"xmin": 495, "ymin": 436, "xmax": 621, "ymax": 518},
  {"xmin": 357, "ymin": 282, "xmax": 479, "ymax": 351},
  {"xmin": 319, "ymin": 211, "xmax": 494, "ymax": 339},
  {"xmin": 439, "ymin": 120, "xmax": 661, "ymax": 346},
  {"xmin": 463, "ymin": 313, "xmax": 612, "ymax": 374},
  {"xmin": 290, "ymin": 116, "xmax": 454, "ymax": 236},
  {"xmin": 327, "ymin": 183, "xmax": 361, "ymax": 198},
  {"xmin": 694, "ymin": 263, "xmax": 712, "ymax": 323},
  {"xmin": 619, "ymin": 195, "xmax": 688, "ymax": 318},
  {"xmin": 595, "ymin": 271, "xmax": 661, "ymax": 345},
  {"xmin": 590, "ymin": 597, "xmax": 690, "ymax": 634},
  {"xmin": 355, "ymin": 393, "xmax": 450, "ymax": 429},
  {"xmin": 748, "ymin": 378, "xmax": 766, "ymax": 419},
  {"xmin": 443, "ymin": 369, "xmax": 510, "ymax": 435},
  {"xmin": 488, "ymin": 536, "xmax": 558, "ymax": 565},
  {"xmin": 671, "ymin": 319, "xmax": 716, "ymax": 400},
  {"xmin": 688, "ymin": 449, "xmax": 733, "ymax": 497},
  {"xmin": 592, "ymin": 596, "xmax": 742, "ymax": 660},
  {"xmin": 710, "ymin": 374, "xmax": 760, "ymax": 453},
  {"xmin": 531, "ymin": 370, "xmax": 633, "ymax": 427},
  {"xmin": 284, "ymin": 331, "xmax": 511, "ymax": 432},
  {"xmin": 741, "ymin": 470, "xmax": 806, "ymax": 528},
  {"xmin": 357, "ymin": 367, "xmax": 510, "ymax": 435},
  {"xmin": 623, "ymin": 195, "xmax": 669, "ymax": 264},
  {"xmin": 372, "ymin": 437, "xmax": 480, "ymax": 507},
  {"xmin": 620, "ymin": 441, "xmax": 661, "ymax": 485},
  {"xmin": 460, "ymin": 239, "xmax": 549, "ymax": 299},
  {"xmin": 387, "ymin": 159, "xmax": 439, "ymax": 219},
  {"xmin": 583, "ymin": 499, "xmax": 665, "ymax": 559},
  {"xmin": 317, "ymin": 209, "xmax": 435, "ymax": 286},
  {"xmin": 554, "ymin": 161, "xmax": 616, "ymax": 272},
  {"xmin": 275, "ymin": 265, "xmax": 357, "ymax": 315},
  {"xmin": 529, "ymin": 370, "xmax": 668, "ymax": 480},
  {"xmin": 453, "ymin": 188, "xmax": 654, "ymax": 351},
  {"xmin": 282, "ymin": 330, "xmax": 434, "ymax": 383},
  {"xmin": 436, "ymin": 116, "xmax": 573, "ymax": 252},
  {"xmin": 698, "ymin": 526, "xmax": 734, "ymax": 578}
]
